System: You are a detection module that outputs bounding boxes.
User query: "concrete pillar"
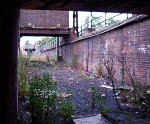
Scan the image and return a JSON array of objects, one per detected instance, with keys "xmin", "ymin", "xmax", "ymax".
[{"xmin": 0, "ymin": 1, "xmax": 19, "ymax": 123}]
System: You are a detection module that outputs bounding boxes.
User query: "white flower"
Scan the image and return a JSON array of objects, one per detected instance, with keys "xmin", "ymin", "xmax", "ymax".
[
  {"xmin": 147, "ymin": 89, "xmax": 150, "ymax": 94},
  {"xmin": 101, "ymin": 94, "xmax": 105, "ymax": 97},
  {"xmin": 45, "ymin": 95, "xmax": 48, "ymax": 99}
]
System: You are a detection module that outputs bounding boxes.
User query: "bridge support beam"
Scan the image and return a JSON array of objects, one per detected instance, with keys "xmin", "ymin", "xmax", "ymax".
[{"xmin": 0, "ymin": 1, "xmax": 19, "ymax": 123}]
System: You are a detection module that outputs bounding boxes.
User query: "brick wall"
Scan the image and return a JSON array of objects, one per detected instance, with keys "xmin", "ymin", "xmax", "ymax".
[
  {"xmin": 43, "ymin": 15, "xmax": 150, "ymax": 85},
  {"xmin": 42, "ymin": 48, "xmax": 57, "ymax": 60},
  {"xmin": 20, "ymin": 9, "xmax": 69, "ymax": 28}
]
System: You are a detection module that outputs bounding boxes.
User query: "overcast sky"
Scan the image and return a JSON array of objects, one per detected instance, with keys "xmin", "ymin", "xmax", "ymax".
[{"xmin": 20, "ymin": 11, "xmax": 132, "ymax": 47}]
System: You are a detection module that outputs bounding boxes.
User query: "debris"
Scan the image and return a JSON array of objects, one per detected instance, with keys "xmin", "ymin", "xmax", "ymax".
[
  {"xmin": 57, "ymin": 93, "xmax": 72, "ymax": 98},
  {"xmin": 68, "ymin": 77, "xmax": 74, "ymax": 81},
  {"xmin": 73, "ymin": 114, "xmax": 109, "ymax": 124}
]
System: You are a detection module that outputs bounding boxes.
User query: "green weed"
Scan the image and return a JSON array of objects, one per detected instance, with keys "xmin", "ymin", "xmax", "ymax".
[
  {"xmin": 18, "ymin": 50, "xmax": 29, "ymax": 98},
  {"xmin": 29, "ymin": 72, "xmax": 57, "ymax": 124}
]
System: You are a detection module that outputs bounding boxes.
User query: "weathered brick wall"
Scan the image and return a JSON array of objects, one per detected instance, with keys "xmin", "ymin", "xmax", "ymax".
[
  {"xmin": 60, "ymin": 16, "xmax": 150, "ymax": 85},
  {"xmin": 20, "ymin": 9, "xmax": 69, "ymax": 28},
  {"xmin": 43, "ymin": 16, "xmax": 150, "ymax": 85},
  {"xmin": 42, "ymin": 48, "xmax": 57, "ymax": 60}
]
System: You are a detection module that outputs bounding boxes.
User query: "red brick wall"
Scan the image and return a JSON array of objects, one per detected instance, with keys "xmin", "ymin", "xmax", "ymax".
[
  {"xmin": 42, "ymin": 48, "xmax": 57, "ymax": 60},
  {"xmin": 61, "ymin": 16, "xmax": 150, "ymax": 85},
  {"xmin": 42, "ymin": 16, "xmax": 150, "ymax": 85},
  {"xmin": 20, "ymin": 9, "xmax": 69, "ymax": 28}
]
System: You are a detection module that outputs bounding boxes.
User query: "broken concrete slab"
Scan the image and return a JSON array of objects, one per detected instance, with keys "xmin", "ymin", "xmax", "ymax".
[{"xmin": 73, "ymin": 114, "xmax": 109, "ymax": 124}]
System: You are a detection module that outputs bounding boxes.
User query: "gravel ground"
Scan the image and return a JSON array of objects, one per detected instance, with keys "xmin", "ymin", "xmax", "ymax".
[
  {"xmin": 48, "ymin": 67, "xmax": 117, "ymax": 117},
  {"xmin": 19, "ymin": 62, "xmax": 150, "ymax": 124},
  {"xmin": 28, "ymin": 65, "xmax": 118, "ymax": 117}
]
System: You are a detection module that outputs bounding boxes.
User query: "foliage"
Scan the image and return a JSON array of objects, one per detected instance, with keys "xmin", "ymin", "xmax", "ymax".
[
  {"xmin": 18, "ymin": 50, "xmax": 29, "ymax": 98},
  {"xmin": 91, "ymin": 86, "xmax": 105, "ymax": 107},
  {"xmin": 91, "ymin": 85, "xmax": 111, "ymax": 114},
  {"xmin": 29, "ymin": 72, "xmax": 58, "ymax": 124},
  {"xmin": 106, "ymin": 18, "xmax": 120, "ymax": 26},
  {"xmin": 83, "ymin": 15, "xmax": 119, "ymax": 30},
  {"xmin": 29, "ymin": 72, "xmax": 74, "ymax": 123},
  {"xmin": 29, "ymin": 55, "xmax": 48, "ymax": 62},
  {"xmin": 116, "ymin": 54, "xmax": 140, "ymax": 100},
  {"xmin": 35, "ymin": 37, "xmax": 56, "ymax": 46},
  {"xmin": 25, "ymin": 40, "xmax": 32, "ymax": 45},
  {"xmin": 136, "ymin": 86, "xmax": 150, "ymax": 116},
  {"xmin": 84, "ymin": 15, "xmax": 102, "ymax": 29},
  {"xmin": 104, "ymin": 57, "xmax": 122, "ymax": 110},
  {"xmin": 59, "ymin": 99, "xmax": 73, "ymax": 123},
  {"xmin": 71, "ymin": 54, "xmax": 78, "ymax": 68},
  {"xmin": 110, "ymin": 51, "xmax": 150, "ymax": 118}
]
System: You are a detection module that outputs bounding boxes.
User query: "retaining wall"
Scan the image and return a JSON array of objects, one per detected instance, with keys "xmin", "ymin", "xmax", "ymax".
[{"xmin": 44, "ymin": 15, "xmax": 150, "ymax": 85}]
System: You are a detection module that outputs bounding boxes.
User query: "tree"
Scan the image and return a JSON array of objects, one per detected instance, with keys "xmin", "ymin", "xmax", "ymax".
[
  {"xmin": 25, "ymin": 40, "xmax": 32, "ymax": 45},
  {"xmin": 35, "ymin": 37, "xmax": 56, "ymax": 46},
  {"xmin": 83, "ymin": 15, "xmax": 102, "ymax": 29},
  {"xmin": 84, "ymin": 16, "xmax": 90, "ymax": 28},
  {"xmin": 106, "ymin": 18, "xmax": 120, "ymax": 26},
  {"xmin": 83, "ymin": 15, "xmax": 120, "ymax": 30}
]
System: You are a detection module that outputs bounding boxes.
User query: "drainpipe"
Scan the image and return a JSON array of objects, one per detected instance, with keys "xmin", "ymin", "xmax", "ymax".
[
  {"xmin": 148, "ymin": 67, "xmax": 150, "ymax": 84},
  {"xmin": 86, "ymin": 40, "xmax": 90, "ymax": 71},
  {"xmin": 56, "ymin": 37, "xmax": 59, "ymax": 61}
]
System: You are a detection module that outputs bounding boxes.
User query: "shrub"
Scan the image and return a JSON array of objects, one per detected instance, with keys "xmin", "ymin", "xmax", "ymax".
[
  {"xmin": 91, "ymin": 86, "xmax": 105, "ymax": 107},
  {"xmin": 29, "ymin": 72, "xmax": 58, "ymax": 124},
  {"xmin": 29, "ymin": 72, "xmax": 74, "ymax": 123},
  {"xmin": 59, "ymin": 99, "xmax": 73, "ymax": 123}
]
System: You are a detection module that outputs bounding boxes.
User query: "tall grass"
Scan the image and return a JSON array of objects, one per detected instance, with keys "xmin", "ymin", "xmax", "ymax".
[
  {"xmin": 18, "ymin": 49, "xmax": 29, "ymax": 98},
  {"xmin": 29, "ymin": 54, "xmax": 48, "ymax": 62}
]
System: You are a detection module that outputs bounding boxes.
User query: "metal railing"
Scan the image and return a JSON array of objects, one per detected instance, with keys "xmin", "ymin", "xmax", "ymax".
[
  {"xmin": 41, "ymin": 39, "xmax": 57, "ymax": 51},
  {"xmin": 40, "ymin": 37, "xmax": 62, "ymax": 52},
  {"xmin": 79, "ymin": 13, "xmax": 132, "ymax": 36}
]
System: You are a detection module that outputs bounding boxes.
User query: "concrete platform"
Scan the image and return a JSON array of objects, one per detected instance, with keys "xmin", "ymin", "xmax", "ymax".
[{"xmin": 73, "ymin": 114, "xmax": 109, "ymax": 124}]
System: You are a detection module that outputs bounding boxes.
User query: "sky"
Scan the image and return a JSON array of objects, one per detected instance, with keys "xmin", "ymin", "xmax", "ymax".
[{"xmin": 20, "ymin": 11, "xmax": 132, "ymax": 47}]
